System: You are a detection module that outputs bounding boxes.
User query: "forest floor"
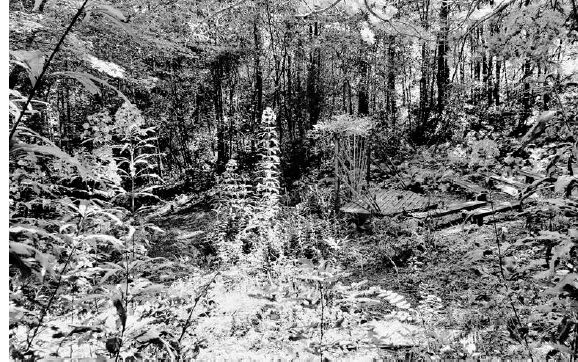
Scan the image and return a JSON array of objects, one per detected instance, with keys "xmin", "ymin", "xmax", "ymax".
[
  {"xmin": 146, "ymin": 197, "xmax": 570, "ymax": 360},
  {"xmin": 12, "ymin": 142, "xmax": 575, "ymax": 360}
]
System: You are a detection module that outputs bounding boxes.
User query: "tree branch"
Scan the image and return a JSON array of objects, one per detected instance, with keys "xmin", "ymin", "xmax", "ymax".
[
  {"xmin": 362, "ymin": 0, "xmax": 431, "ymax": 41},
  {"xmin": 459, "ymin": 0, "xmax": 516, "ymax": 39},
  {"xmin": 295, "ymin": 0, "xmax": 343, "ymax": 18},
  {"xmin": 189, "ymin": 0, "xmax": 249, "ymax": 32},
  {"xmin": 9, "ymin": 0, "xmax": 89, "ymax": 142}
]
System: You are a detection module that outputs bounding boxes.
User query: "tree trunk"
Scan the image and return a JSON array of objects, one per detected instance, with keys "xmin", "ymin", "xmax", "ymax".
[
  {"xmin": 386, "ymin": 36, "xmax": 397, "ymax": 119},
  {"xmin": 419, "ymin": 43, "xmax": 430, "ymax": 125},
  {"xmin": 306, "ymin": 22, "xmax": 322, "ymax": 128},
  {"xmin": 213, "ymin": 62, "xmax": 227, "ymax": 174},
  {"xmin": 486, "ymin": 55, "xmax": 494, "ymax": 105},
  {"xmin": 358, "ymin": 59, "xmax": 369, "ymax": 116},
  {"xmin": 436, "ymin": 0, "xmax": 449, "ymax": 115},
  {"xmin": 494, "ymin": 58, "xmax": 501, "ymax": 105},
  {"xmin": 286, "ymin": 54, "xmax": 294, "ymax": 139},
  {"xmin": 253, "ymin": 19, "xmax": 263, "ymax": 132},
  {"xmin": 521, "ymin": 61, "xmax": 532, "ymax": 121}
]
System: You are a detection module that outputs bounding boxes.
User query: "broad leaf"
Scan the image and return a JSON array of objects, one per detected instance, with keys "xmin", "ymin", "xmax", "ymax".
[
  {"xmin": 11, "ymin": 50, "xmax": 45, "ymax": 87},
  {"xmin": 81, "ymin": 234, "xmax": 124, "ymax": 249},
  {"xmin": 88, "ymin": 4, "xmax": 127, "ymax": 22},
  {"xmin": 10, "ymin": 140, "xmax": 92, "ymax": 180},
  {"xmin": 51, "ymin": 71, "xmax": 129, "ymax": 101},
  {"xmin": 9, "ymin": 241, "xmax": 37, "ymax": 256}
]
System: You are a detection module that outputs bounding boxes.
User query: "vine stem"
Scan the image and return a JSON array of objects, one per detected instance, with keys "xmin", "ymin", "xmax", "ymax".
[{"xmin": 9, "ymin": 0, "xmax": 89, "ymax": 142}]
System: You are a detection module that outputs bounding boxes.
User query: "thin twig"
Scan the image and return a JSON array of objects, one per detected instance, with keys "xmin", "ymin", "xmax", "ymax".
[{"xmin": 9, "ymin": 0, "xmax": 89, "ymax": 142}]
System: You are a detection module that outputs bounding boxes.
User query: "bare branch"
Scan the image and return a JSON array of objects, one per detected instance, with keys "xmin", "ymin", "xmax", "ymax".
[
  {"xmin": 362, "ymin": 0, "xmax": 431, "ymax": 41},
  {"xmin": 189, "ymin": 0, "xmax": 249, "ymax": 32},
  {"xmin": 460, "ymin": 0, "xmax": 516, "ymax": 39},
  {"xmin": 295, "ymin": 0, "xmax": 343, "ymax": 18},
  {"xmin": 9, "ymin": 0, "xmax": 89, "ymax": 142}
]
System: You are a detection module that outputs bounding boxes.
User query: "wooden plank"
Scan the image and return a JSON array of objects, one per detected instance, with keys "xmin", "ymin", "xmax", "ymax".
[
  {"xmin": 380, "ymin": 191, "xmax": 435, "ymax": 216},
  {"xmin": 341, "ymin": 189, "xmax": 435, "ymax": 216},
  {"xmin": 389, "ymin": 192, "xmax": 406, "ymax": 211}
]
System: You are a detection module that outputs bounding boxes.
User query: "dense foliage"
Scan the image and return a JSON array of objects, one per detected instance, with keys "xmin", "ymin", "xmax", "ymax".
[{"xmin": 8, "ymin": 0, "xmax": 578, "ymax": 359}]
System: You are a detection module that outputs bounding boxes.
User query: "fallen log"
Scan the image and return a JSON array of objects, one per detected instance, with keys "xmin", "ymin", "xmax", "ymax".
[
  {"xmin": 411, "ymin": 200, "xmax": 488, "ymax": 219},
  {"xmin": 466, "ymin": 201, "xmax": 524, "ymax": 226}
]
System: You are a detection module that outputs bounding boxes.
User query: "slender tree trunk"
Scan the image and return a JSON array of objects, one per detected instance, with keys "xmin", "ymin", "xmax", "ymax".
[
  {"xmin": 474, "ymin": 30, "xmax": 481, "ymax": 104},
  {"xmin": 213, "ymin": 62, "xmax": 227, "ymax": 173},
  {"xmin": 494, "ymin": 58, "xmax": 501, "ymax": 105},
  {"xmin": 521, "ymin": 61, "xmax": 532, "ymax": 121},
  {"xmin": 253, "ymin": 17, "xmax": 263, "ymax": 153},
  {"xmin": 333, "ymin": 135, "xmax": 340, "ymax": 214},
  {"xmin": 286, "ymin": 53, "xmax": 294, "ymax": 139},
  {"xmin": 482, "ymin": 28, "xmax": 488, "ymax": 104},
  {"xmin": 386, "ymin": 36, "xmax": 397, "ymax": 120},
  {"xmin": 486, "ymin": 54, "xmax": 494, "ymax": 106},
  {"xmin": 35, "ymin": 0, "xmax": 49, "ymax": 12},
  {"xmin": 418, "ymin": 0, "xmax": 431, "ymax": 129},
  {"xmin": 348, "ymin": 80, "xmax": 353, "ymax": 115},
  {"xmin": 342, "ymin": 81, "xmax": 347, "ymax": 113},
  {"xmin": 358, "ymin": 58, "xmax": 369, "ymax": 116},
  {"xmin": 58, "ymin": 85, "xmax": 64, "ymax": 149},
  {"xmin": 306, "ymin": 22, "xmax": 322, "ymax": 128},
  {"xmin": 436, "ymin": 0, "xmax": 449, "ymax": 115},
  {"xmin": 65, "ymin": 79, "xmax": 71, "ymax": 153},
  {"xmin": 419, "ymin": 44, "xmax": 429, "ymax": 125}
]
